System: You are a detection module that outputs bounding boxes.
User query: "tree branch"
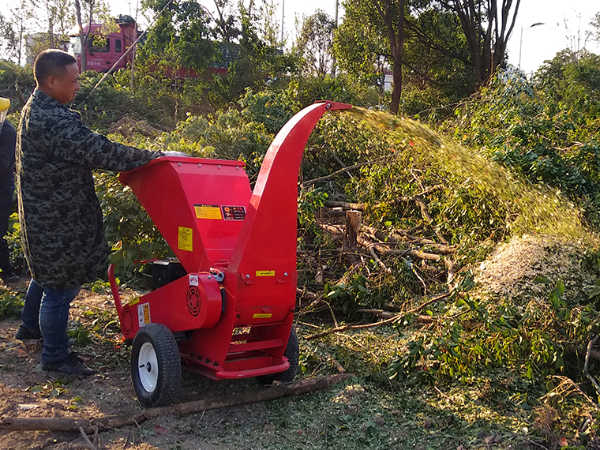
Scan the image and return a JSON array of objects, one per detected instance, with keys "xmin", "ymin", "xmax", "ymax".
[
  {"xmin": 306, "ymin": 292, "xmax": 452, "ymax": 340},
  {"xmin": 301, "ymin": 155, "xmax": 394, "ymax": 187},
  {"xmin": 0, "ymin": 375, "xmax": 351, "ymax": 433}
]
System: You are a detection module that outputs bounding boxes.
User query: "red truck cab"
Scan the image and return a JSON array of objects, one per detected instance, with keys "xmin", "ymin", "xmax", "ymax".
[{"xmin": 69, "ymin": 17, "xmax": 137, "ymax": 73}]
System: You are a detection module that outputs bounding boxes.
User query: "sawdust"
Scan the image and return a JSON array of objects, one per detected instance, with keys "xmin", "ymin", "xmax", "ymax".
[{"xmin": 474, "ymin": 234, "xmax": 595, "ymax": 303}]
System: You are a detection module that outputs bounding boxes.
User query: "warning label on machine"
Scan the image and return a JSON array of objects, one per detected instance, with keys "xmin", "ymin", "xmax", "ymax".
[
  {"xmin": 194, "ymin": 204, "xmax": 223, "ymax": 220},
  {"xmin": 138, "ymin": 303, "xmax": 151, "ymax": 327},
  {"xmin": 178, "ymin": 226, "xmax": 193, "ymax": 251},
  {"xmin": 256, "ymin": 270, "xmax": 275, "ymax": 277},
  {"xmin": 221, "ymin": 205, "xmax": 246, "ymax": 220},
  {"xmin": 253, "ymin": 313, "xmax": 273, "ymax": 319}
]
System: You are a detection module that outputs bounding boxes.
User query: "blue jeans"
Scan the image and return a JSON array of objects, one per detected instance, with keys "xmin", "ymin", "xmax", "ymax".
[
  {"xmin": 21, "ymin": 279, "xmax": 81, "ymax": 364},
  {"xmin": 0, "ymin": 177, "xmax": 14, "ymax": 271}
]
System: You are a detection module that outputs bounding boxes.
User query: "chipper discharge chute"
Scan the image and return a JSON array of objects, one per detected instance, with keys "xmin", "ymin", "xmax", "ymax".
[{"xmin": 109, "ymin": 100, "xmax": 352, "ymax": 407}]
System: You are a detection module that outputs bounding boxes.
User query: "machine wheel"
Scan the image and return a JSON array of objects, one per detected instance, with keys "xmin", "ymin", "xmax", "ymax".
[
  {"xmin": 131, "ymin": 323, "xmax": 181, "ymax": 407},
  {"xmin": 258, "ymin": 328, "xmax": 299, "ymax": 385}
]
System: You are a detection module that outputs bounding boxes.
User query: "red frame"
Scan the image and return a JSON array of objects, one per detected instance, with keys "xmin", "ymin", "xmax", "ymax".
[{"xmin": 109, "ymin": 101, "xmax": 352, "ymax": 379}]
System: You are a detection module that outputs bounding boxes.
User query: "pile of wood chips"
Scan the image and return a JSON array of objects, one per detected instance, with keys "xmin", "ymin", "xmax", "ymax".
[{"xmin": 474, "ymin": 234, "xmax": 594, "ymax": 303}]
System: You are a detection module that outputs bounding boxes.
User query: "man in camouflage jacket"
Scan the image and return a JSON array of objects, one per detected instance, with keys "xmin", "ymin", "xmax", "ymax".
[{"xmin": 15, "ymin": 49, "xmax": 161, "ymax": 376}]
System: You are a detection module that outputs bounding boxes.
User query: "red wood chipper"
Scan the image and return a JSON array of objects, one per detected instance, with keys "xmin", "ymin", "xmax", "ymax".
[{"xmin": 108, "ymin": 101, "xmax": 352, "ymax": 407}]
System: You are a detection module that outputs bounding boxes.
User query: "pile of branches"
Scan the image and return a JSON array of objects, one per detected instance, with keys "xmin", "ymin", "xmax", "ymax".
[{"xmin": 295, "ymin": 179, "xmax": 462, "ymax": 331}]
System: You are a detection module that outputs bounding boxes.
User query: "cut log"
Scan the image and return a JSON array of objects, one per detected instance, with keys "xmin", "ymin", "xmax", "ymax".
[
  {"xmin": 344, "ymin": 211, "xmax": 362, "ymax": 251},
  {"xmin": 326, "ymin": 201, "xmax": 367, "ymax": 211},
  {"xmin": 319, "ymin": 208, "xmax": 347, "ymax": 219},
  {"xmin": 0, "ymin": 374, "xmax": 351, "ymax": 434}
]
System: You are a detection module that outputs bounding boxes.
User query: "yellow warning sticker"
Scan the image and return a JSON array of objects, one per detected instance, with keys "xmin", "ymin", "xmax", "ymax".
[
  {"xmin": 178, "ymin": 226, "xmax": 193, "ymax": 252},
  {"xmin": 253, "ymin": 313, "xmax": 273, "ymax": 319},
  {"xmin": 256, "ymin": 270, "xmax": 275, "ymax": 277},
  {"xmin": 195, "ymin": 204, "xmax": 223, "ymax": 220},
  {"xmin": 138, "ymin": 303, "xmax": 151, "ymax": 326}
]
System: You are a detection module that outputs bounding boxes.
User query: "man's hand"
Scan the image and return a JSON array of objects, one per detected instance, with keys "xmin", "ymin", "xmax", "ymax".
[{"xmin": 162, "ymin": 151, "xmax": 189, "ymax": 157}]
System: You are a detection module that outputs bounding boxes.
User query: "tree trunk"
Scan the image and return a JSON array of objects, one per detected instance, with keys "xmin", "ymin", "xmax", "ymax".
[
  {"xmin": 441, "ymin": 0, "xmax": 520, "ymax": 85},
  {"xmin": 344, "ymin": 210, "xmax": 362, "ymax": 251},
  {"xmin": 74, "ymin": 0, "xmax": 86, "ymax": 71},
  {"xmin": 390, "ymin": 57, "xmax": 403, "ymax": 115},
  {"xmin": 0, "ymin": 374, "xmax": 351, "ymax": 434},
  {"xmin": 372, "ymin": 0, "xmax": 405, "ymax": 115}
]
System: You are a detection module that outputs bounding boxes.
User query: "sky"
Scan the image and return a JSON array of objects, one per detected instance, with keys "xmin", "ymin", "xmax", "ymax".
[
  {"xmin": 1, "ymin": 0, "xmax": 599, "ymax": 74},
  {"xmin": 504, "ymin": 0, "xmax": 600, "ymax": 75}
]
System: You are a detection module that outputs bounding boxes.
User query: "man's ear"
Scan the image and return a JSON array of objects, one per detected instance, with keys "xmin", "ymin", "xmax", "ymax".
[{"xmin": 43, "ymin": 76, "xmax": 56, "ymax": 91}]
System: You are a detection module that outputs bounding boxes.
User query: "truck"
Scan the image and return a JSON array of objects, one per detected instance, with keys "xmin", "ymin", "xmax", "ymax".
[
  {"xmin": 69, "ymin": 15, "xmax": 138, "ymax": 73},
  {"xmin": 69, "ymin": 15, "xmax": 232, "ymax": 77}
]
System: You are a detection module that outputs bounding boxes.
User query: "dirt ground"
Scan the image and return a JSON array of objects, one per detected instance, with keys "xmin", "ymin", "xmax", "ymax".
[
  {"xmin": 1, "ymin": 234, "xmax": 586, "ymax": 449},
  {"xmin": 0, "ymin": 283, "xmax": 276, "ymax": 450}
]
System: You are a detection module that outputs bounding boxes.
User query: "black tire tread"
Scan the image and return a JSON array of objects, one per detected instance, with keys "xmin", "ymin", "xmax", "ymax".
[
  {"xmin": 131, "ymin": 323, "xmax": 181, "ymax": 407},
  {"xmin": 258, "ymin": 328, "xmax": 300, "ymax": 385}
]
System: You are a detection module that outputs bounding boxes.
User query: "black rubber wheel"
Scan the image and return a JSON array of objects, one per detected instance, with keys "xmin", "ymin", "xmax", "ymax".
[
  {"xmin": 258, "ymin": 328, "xmax": 300, "ymax": 385},
  {"xmin": 131, "ymin": 323, "xmax": 181, "ymax": 407}
]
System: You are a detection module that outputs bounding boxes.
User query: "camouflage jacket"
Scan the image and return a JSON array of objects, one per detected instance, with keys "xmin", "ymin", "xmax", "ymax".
[{"xmin": 17, "ymin": 89, "xmax": 160, "ymax": 289}]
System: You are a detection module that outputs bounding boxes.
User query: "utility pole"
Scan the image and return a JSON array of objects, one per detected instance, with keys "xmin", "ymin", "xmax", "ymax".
[
  {"xmin": 280, "ymin": 0, "xmax": 285, "ymax": 48},
  {"xmin": 332, "ymin": 0, "xmax": 339, "ymax": 77},
  {"xmin": 519, "ymin": 22, "xmax": 545, "ymax": 71},
  {"xmin": 130, "ymin": 0, "xmax": 138, "ymax": 92}
]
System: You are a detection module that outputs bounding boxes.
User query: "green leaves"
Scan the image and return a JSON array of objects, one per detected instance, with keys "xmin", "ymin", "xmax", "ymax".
[
  {"xmin": 0, "ymin": 289, "xmax": 24, "ymax": 319},
  {"xmin": 548, "ymin": 281, "xmax": 566, "ymax": 310},
  {"xmin": 325, "ymin": 274, "xmax": 371, "ymax": 317}
]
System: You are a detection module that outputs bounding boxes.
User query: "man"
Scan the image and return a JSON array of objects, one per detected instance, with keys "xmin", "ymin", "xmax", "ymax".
[
  {"xmin": 14, "ymin": 49, "xmax": 162, "ymax": 376},
  {"xmin": 0, "ymin": 98, "xmax": 19, "ymax": 284}
]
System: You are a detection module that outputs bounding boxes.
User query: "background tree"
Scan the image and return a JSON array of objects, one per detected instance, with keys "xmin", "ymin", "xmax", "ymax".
[
  {"xmin": 3, "ymin": 0, "xmax": 38, "ymax": 65},
  {"xmin": 73, "ymin": 0, "xmax": 112, "ymax": 71},
  {"xmin": 0, "ymin": 12, "xmax": 20, "ymax": 63},
  {"xmin": 139, "ymin": 0, "xmax": 217, "ymax": 72},
  {"xmin": 335, "ymin": 0, "xmax": 476, "ymax": 115},
  {"xmin": 334, "ymin": 0, "xmax": 406, "ymax": 114},
  {"xmin": 293, "ymin": 10, "xmax": 336, "ymax": 78},
  {"xmin": 371, "ymin": 0, "xmax": 405, "ymax": 115},
  {"xmin": 253, "ymin": 0, "xmax": 279, "ymax": 47},
  {"xmin": 592, "ymin": 12, "xmax": 600, "ymax": 44},
  {"xmin": 211, "ymin": 4, "xmax": 296, "ymax": 106},
  {"xmin": 212, "ymin": 0, "xmax": 239, "ymax": 43},
  {"xmin": 27, "ymin": 0, "xmax": 75, "ymax": 61},
  {"xmin": 402, "ymin": 6, "xmax": 475, "ymax": 116},
  {"xmin": 334, "ymin": 1, "xmax": 389, "ymax": 90},
  {"xmin": 433, "ymin": 0, "xmax": 520, "ymax": 85}
]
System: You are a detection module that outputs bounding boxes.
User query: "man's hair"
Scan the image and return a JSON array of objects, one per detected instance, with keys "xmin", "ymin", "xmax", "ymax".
[{"xmin": 34, "ymin": 50, "xmax": 77, "ymax": 85}]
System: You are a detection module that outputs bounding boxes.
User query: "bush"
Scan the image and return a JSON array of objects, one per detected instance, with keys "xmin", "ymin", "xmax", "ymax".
[{"xmin": 445, "ymin": 63, "xmax": 600, "ymax": 229}]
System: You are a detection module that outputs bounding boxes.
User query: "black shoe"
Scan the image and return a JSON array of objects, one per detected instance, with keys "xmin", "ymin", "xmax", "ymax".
[
  {"xmin": 42, "ymin": 352, "xmax": 97, "ymax": 376},
  {"xmin": 15, "ymin": 325, "xmax": 42, "ymax": 340}
]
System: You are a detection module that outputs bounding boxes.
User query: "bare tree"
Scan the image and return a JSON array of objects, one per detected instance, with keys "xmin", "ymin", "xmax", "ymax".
[
  {"xmin": 28, "ymin": 0, "xmax": 75, "ymax": 60},
  {"xmin": 4, "ymin": 0, "xmax": 39, "ymax": 65}
]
